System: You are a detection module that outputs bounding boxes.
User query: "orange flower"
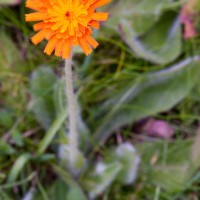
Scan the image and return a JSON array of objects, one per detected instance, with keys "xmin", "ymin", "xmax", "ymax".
[{"xmin": 25, "ymin": 0, "xmax": 110, "ymax": 59}]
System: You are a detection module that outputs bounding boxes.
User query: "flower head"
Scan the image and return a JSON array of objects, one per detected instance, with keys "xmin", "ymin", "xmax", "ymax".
[{"xmin": 25, "ymin": 0, "xmax": 110, "ymax": 59}]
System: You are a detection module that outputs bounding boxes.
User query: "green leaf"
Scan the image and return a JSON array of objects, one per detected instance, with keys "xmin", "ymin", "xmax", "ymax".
[
  {"xmin": 0, "ymin": 109, "xmax": 13, "ymax": 128},
  {"xmin": 66, "ymin": 185, "xmax": 87, "ymax": 200},
  {"xmin": 119, "ymin": 12, "xmax": 182, "ymax": 64},
  {"xmin": 7, "ymin": 153, "xmax": 31, "ymax": 183},
  {"xmin": 190, "ymin": 128, "xmax": 200, "ymax": 170},
  {"xmin": 110, "ymin": 143, "xmax": 140, "ymax": 184},
  {"xmin": 49, "ymin": 180, "xmax": 68, "ymax": 200},
  {"xmin": 11, "ymin": 129, "xmax": 24, "ymax": 147},
  {"xmin": 35, "ymin": 180, "xmax": 81, "ymax": 200},
  {"xmin": 0, "ymin": 140, "xmax": 15, "ymax": 155},
  {"xmin": 59, "ymin": 142, "xmax": 87, "ymax": 175},
  {"xmin": 131, "ymin": 0, "xmax": 184, "ymax": 15},
  {"xmin": 53, "ymin": 79, "xmax": 66, "ymax": 117},
  {"xmin": 37, "ymin": 111, "xmax": 67, "ymax": 155},
  {"xmin": 1, "ymin": 172, "xmax": 35, "ymax": 190},
  {"xmin": 30, "ymin": 66, "xmax": 57, "ymax": 130},
  {"xmin": 137, "ymin": 140, "xmax": 193, "ymax": 166},
  {"xmin": 52, "ymin": 164, "xmax": 78, "ymax": 187},
  {"xmin": 150, "ymin": 165, "xmax": 189, "ymax": 192},
  {"xmin": 107, "ymin": 0, "xmax": 184, "ymax": 36},
  {"xmin": 83, "ymin": 162, "xmax": 121, "ymax": 199},
  {"xmin": 0, "ymin": 189, "xmax": 13, "ymax": 200},
  {"xmin": 0, "ymin": 31, "xmax": 20, "ymax": 69},
  {"xmin": 138, "ymin": 140, "xmax": 195, "ymax": 193},
  {"xmin": 51, "ymin": 165, "xmax": 87, "ymax": 199},
  {"xmin": 93, "ymin": 56, "xmax": 200, "ymax": 145},
  {"xmin": 107, "ymin": 0, "xmax": 158, "ymax": 36}
]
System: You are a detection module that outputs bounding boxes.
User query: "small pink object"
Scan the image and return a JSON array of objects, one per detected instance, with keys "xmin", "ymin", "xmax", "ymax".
[
  {"xmin": 142, "ymin": 118, "xmax": 174, "ymax": 139},
  {"xmin": 183, "ymin": 21, "xmax": 197, "ymax": 39},
  {"xmin": 180, "ymin": 4, "xmax": 197, "ymax": 39}
]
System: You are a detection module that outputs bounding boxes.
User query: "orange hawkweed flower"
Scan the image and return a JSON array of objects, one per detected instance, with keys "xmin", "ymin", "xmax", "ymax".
[{"xmin": 25, "ymin": 0, "xmax": 110, "ymax": 59}]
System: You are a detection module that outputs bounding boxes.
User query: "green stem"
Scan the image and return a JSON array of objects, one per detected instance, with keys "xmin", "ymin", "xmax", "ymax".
[{"xmin": 64, "ymin": 55, "xmax": 79, "ymax": 169}]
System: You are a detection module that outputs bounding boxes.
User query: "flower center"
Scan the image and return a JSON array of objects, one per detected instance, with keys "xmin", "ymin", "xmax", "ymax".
[
  {"xmin": 65, "ymin": 11, "xmax": 70, "ymax": 17},
  {"xmin": 65, "ymin": 10, "xmax": 78, "ymax": 22}
]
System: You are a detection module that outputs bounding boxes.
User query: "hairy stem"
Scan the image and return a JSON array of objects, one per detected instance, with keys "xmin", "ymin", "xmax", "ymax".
[{"xmin": 64, "ymin": 55, "xmax": 78, "ymax": 168}]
